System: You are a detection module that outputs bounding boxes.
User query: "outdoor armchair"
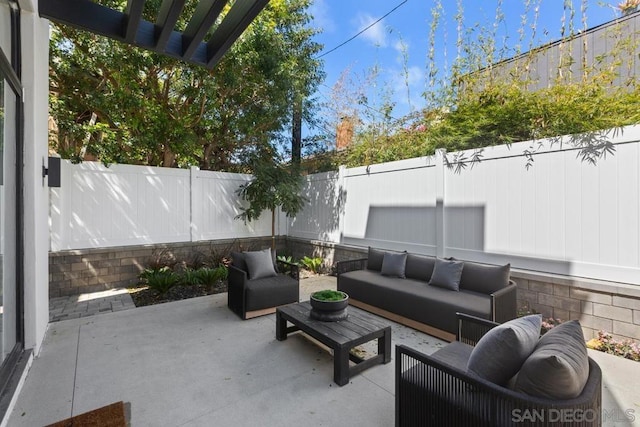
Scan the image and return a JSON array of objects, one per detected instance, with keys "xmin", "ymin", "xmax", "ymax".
[
  {"xmin": 396, "ymin": 313, "xmax": 602, "ymax": 427},
  {"xmin": 227, "ymin": 250, "xmax": 299, "ymax": 320}
]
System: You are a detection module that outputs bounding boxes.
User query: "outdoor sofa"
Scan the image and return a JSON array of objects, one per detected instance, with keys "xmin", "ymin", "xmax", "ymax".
[
  {"xmin": 396, "ymin": 313, "xmax": 602, "ymax": 426},
  {"xmin": 228, "ymin": 248, "xmax": 299, "ymax": 319},
  {"xmin": 337, "ymin": 248, "xmax": 517, "ymax": 341}
]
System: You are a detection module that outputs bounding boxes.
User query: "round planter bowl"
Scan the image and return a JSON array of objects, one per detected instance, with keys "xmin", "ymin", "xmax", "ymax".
[{"xmin": 310, "ymin": 292, "xmax": 349, "ymax": 322}]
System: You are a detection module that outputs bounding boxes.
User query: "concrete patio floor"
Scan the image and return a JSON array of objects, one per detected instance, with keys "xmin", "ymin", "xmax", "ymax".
[{"xmin": 9, "ymin": 276, "xmax": 640, "ymax": 426}]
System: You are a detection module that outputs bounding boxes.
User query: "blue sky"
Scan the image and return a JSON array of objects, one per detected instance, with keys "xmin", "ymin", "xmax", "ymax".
[{"xmin": 307, "ymin": 0, "xmax": 625, "ymax": 128}]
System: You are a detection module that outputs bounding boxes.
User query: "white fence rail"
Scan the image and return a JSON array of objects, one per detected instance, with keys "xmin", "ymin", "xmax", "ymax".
[{"xmin": 50, "ymin": 125, "xmax": 640, "ymax": 285}]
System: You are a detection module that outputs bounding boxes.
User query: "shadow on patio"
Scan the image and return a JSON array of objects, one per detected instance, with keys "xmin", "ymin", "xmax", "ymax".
[{"xmin": 9, "ymin": 276, "xmax": 640, "ymax": 426}]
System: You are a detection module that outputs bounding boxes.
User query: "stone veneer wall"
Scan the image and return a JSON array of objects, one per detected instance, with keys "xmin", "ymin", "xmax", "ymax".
[
  {"xmin": 287, "ymin": 237, "xmax": 640, "ymax": 344},
  {"xmin": 49, "ymin": 237, "xmax": 284, "ymax": 298},
  {"xmin": 49, "ymin": 236, "xmax": 640, "ymax": 344}
]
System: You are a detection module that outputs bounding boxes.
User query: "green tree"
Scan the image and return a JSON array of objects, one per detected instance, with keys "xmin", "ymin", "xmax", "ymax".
[
  {"xmin": 235, "ymin": 157, "xmax": 308, "ymax": 249},
  {"xmin": 49, "ymin": 0, "xmax": 323, "ymax": 170}
]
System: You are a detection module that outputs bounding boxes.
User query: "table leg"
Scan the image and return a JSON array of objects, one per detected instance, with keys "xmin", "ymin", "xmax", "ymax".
[
  {"xmin": 379, "ymin": 327, "xmax": 391, "ymax": 363},
  {"xmin": 276, "ymin": 311, "xmax": 287, "ymax": 341},
  {"xmin": 334, "ymin": 347, "xmax": 350, "ymax": 386}
]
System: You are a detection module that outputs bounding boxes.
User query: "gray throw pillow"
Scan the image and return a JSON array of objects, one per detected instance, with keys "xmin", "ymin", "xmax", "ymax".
[
  {"xmin": 381, "ymin": 252, "xmax": 407, "ymax": 278},
  {"xmin": 243, "ymin": 248, "xmax": 277, "ymax": 280},
  {"xmin": 467, "ymin": 314, "xmax": 542, "ymax": 386},
  {"xmin": 428, "ymin": 258, "xmax": 464, "ymax": 291},
  {"xmin": 459, "ymin": 262, "xmax": 510, "ymax": 294},
  {"xmin": 514, "ymin": 320, "xmax": 589, "ymax": 399}
]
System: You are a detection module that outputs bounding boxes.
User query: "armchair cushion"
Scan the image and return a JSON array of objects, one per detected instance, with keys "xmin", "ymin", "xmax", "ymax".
[
  {"xmin": 231, "ymin": 251, "xmax": 247, "ymax": 272},
  {"xmin": 244, "ymin": 248, "xmax": 277, "ymax": 280},
  {"xmin": 467, "ymin": 314, "xmax": 542, "ymax": 385},
  {"xmin": 381, "ymin": 252, "xmax": 407, "ymax": 278},
  {"xmin": 428, "ymin": 257, "xmax": 464, "ymax": 291},
  {"xmin": 514, "ymin": 320, "xmax": 589, "ymax": 399}
]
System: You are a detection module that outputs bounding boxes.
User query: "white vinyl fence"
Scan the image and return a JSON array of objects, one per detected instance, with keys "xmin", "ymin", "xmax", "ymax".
[
  {"xmin": 289, "ymin": 125, "xmax": 640, "ymax": 285},
  {"xmin": 50, "ymin": 125, "xmax": 640, "ymax": 285},
  {"xmin": 49, "ymin": 163, "xmax": 282, "ymax": 251}
]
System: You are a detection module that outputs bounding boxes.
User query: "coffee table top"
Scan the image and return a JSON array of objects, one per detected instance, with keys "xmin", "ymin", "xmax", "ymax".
[{"xmin": 277, "ymin": 301, "xmax": 391, "ymax": 346}]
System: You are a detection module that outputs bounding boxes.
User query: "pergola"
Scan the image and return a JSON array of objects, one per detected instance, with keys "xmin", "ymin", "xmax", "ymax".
[{"xmin": 38, "ymin": 0, "xmax": 270, "ymax": 68}]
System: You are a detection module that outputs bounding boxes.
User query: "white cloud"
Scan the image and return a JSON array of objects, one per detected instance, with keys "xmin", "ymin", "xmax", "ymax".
[
  {"xmin": 353, "ymin": 12, "xmax": 387, "ymax": 47},
  {"xmin": 393, "ymin": 39, "xmax": 409, "ymax": 54},
  {"xmin": 309, "ymin": 0, "xmax": 336, "ymax": 33}
]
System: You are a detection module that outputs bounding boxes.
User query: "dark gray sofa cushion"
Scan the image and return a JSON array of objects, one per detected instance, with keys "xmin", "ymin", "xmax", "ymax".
[
  {"xmin": 338, "ymin": 270, "xmax": 492, "ymax": 334},
  {"xmin": 428, "ymin": 258, "xmax": 464, "ymax": 291},
  {"xmin": 381, "ymin": 252, "xmax": 407, "ymax": 278},
  {"xmin": 460, "ymin": 262, "xmax": 511, "ymax": 294},
  {"xmin": 231, "ymin": 251, "xmax": 247, "ymax": 272},
  {"xmin": 244, "ymin": 274, "xmax": 298, "ymax": 311},
  {"xmin": 404, "ymin": 254, "xmax": 435, "ymax": 282},
  {"xmin": 467, "ymin": 314, "xmax": 542, "ymax": 386},
  {"xmin": 367, "ymin": 247, "xmax": 386, "ymax": 271},
  {"xmin": 430, "ymin": 341, "xmax": 474, "ymax": 370},
  {"xmin": 514, "ymin": 320, "xmax": 589, "ymax": 399}
]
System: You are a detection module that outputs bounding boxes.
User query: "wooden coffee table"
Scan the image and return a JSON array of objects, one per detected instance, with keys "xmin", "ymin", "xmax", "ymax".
[{"xmin": 276, "ymin": 301, "xmax": 392, "ymax": 386}]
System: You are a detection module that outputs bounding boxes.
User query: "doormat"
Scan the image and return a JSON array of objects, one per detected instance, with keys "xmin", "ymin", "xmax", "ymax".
[{"xmin": 46, "ymin": 401, "xmax": 129, "ymax": 427}]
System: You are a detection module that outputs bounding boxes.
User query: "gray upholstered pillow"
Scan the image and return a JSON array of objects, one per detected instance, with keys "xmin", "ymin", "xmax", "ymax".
[
  {"xmin": 467, "ymin": 314, "xmax": 542, "ymax": 385},
  {"xmin": 367, "ymin": 247, "xmax": 385, "ymax": 271},
  {"xmin": 381, "ymin": 252, "xmax": 407, "ymax": 278},
  {"xmin": 460, "ymin": 262, "xmax": 511, "ymax": 294},
  {"xmin": 514, "ymin": 320, "xmax": 589, "ymax": 399},
  {"xmin": 428, "ymin": 258, "xmax": 464, "ymax": 291},
  {"xmin": 243, "ymin": 248, "xmax": 277, "ymax": 280}
]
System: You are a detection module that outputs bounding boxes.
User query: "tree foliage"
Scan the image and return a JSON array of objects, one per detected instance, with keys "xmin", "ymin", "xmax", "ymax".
[
  {"xmin": 317, "ymin": 2, "xmax": 640, "ymax": 170},
  {"xmin": 49, "ymin": 0, "xmax": 324, "ymax": 170},
  {"xmin": 235, "ymin": 157, "xmax": 308, "ymax": 248}
]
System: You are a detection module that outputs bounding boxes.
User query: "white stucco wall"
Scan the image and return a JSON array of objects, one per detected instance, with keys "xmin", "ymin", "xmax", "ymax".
[{"xmin": 19, "ymin": 0, "xmax": 50, "ymax": 355}]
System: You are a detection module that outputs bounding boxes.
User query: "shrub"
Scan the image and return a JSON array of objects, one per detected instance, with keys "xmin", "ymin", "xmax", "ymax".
[
  {"xmin": 195, "ymin": 265, "xmax": 228, "ymax": 286},
  {"xmin": 180, "ymin": 268, "xmax": 203, "ymax": 286},
  {"xmin": 300, "ymin": 256, "xmax": 323, "ymax": 274},
  {"xmin": 141, "ymin": 267, "xmax": 180, "ymax": 296},
  {"xmin": 587, "ymin": 331, "xmax": 640, "ymax": 362}
]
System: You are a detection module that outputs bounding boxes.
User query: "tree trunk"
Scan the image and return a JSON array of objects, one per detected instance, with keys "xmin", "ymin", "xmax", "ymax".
[
  {"xmin": 271, "ymin": 208, "xmax": 276, "ymax": 250},
  {"xmin": 292, "ymin": 98, "xmax": 302, "ymax": 168}
]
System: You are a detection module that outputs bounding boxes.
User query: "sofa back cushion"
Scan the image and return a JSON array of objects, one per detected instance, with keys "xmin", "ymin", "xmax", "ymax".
[
  {"xmin": 367, "ymin": 247, "xmax": 386, "ymax": 271},
  {"xmin": 404, "ymin": 254, "xmax": 436, "ymax": 282},
  {"xmin": 460, "ymin": 262, "xmax": 510, "ymax": 295}
]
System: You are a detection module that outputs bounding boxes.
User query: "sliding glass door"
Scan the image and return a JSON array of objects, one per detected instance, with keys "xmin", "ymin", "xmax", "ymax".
[{"xmin": 0, "ymin": 0, "xmax": 22, "ymax": 371}]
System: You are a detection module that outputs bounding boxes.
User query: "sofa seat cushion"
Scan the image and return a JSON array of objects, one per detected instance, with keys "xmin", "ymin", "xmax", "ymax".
[
  {"xmin": 430, "ymin": 341, "xmax": 474, "ymax": 370},
  {"xmin": 244, "ymin": 274, "xmax": 298, "ymax": 311},
  {"xmin": 338, "ymin": 270, "xmax": 492, "ymax": 333}
]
